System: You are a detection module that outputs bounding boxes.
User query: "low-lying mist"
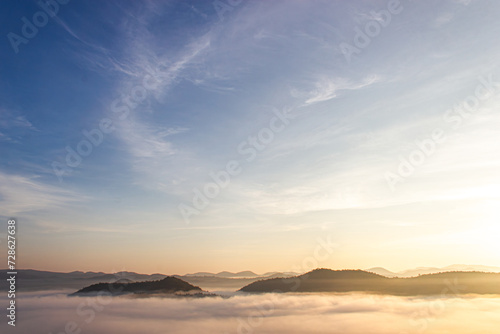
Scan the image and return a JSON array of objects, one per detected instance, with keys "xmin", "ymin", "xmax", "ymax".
[{"xmin": 1, "ymin": 291, "xmax": 499, "ymax": 333}]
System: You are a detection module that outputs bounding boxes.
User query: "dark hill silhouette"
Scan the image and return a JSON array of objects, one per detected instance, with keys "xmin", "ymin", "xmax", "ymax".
[
  {"xmin": 71, "ymin": 276, "xmax": 204, "ymax": 296},
  {"xmin": 306, "ymin": 268, "xmax": 384, "ymax": 279},
  {"xmin": 215, "ymin": 271, "xmax": 258, "ymax": 278},
  {"xmin": 233, "ymin": 271, "xmax": 259, "ymax": 277},
  {"xmin": 5, "ymin": 267, "xmax": 500, "ymax": 294},
  {"xmin": 240, "ymin": 269, "xmax": 500, "ymax": 295}
]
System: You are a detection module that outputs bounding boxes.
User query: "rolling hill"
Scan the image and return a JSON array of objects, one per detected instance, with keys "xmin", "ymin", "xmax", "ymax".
[
  {"xmin": 240, "ymin": 268, "xmax": 500, "ymax": 295},
  {"xmin": 71, "ymin": 276, "xmax": 206, "ymax": 296}
]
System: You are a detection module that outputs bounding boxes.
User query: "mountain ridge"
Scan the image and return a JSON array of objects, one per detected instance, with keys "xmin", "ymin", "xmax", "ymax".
[
  {"xmin": 366, "ymin": 264, "xmax": 500, "ymax": 278},
  {"xmin": 240, "ymin": 268, "xmax": 500, "ymax": 295}
]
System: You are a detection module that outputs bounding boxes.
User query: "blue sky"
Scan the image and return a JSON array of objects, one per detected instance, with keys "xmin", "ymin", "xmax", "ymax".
[{"xmin": 1, "ymin": 0, "xmax": 500, "ymax": 274}]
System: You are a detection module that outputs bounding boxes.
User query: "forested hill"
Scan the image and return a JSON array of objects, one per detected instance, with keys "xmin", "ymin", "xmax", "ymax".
[
  {"xmin": 240, "ymin": 269, "xmax": 500, "ymax": 295},
  {"xmin": 72, "ymin": 276, "xmax": 203, "ymax": 296}
]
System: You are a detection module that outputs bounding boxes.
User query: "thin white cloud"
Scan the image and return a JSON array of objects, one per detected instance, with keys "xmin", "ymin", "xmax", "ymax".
[
  {"xmin": 0, "ymin": 171, "xmax": 84, "ymax": 216},
  {"xmin": 79, "ymin": 7, "xmax": 213, "ymax": 195},
  {"xmin": 112, "ymin": 47, "xmax": 209, "ymax": 186},
  {"xmin": 119, "ymin": 120, "xmax": 179, "ymax": 159},
  {"xmin": 301, "ymin": 75, "xmax": 380, "ymax": 106},
  {"xmin": 0, "ymin": 109, "xmax": 37, "ymax": 142}
]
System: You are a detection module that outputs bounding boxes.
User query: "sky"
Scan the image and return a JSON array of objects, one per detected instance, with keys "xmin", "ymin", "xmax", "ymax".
[{"xmin": 1, "ymin": 0, "xmax": 500, "ymax": 275}]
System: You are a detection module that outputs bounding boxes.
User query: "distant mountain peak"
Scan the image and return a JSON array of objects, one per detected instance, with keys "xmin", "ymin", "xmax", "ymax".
[
  {"xmin": 306, "ymin": 268, "xmax": 385, "ymax": 279},
  {"xmin": 366, "ymin": 267, "xmax": 397, "ymax": 278}
]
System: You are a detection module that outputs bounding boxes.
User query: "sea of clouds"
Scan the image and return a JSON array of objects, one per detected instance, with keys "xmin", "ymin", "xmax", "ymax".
[{"xmin": 1, "ymin": 291, "xmax": 500, "ymax": 333}]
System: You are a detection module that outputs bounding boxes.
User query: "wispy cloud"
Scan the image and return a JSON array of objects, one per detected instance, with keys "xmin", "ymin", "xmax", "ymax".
[
  {"xmin": 0, "ymin": 171, "xmax": 84, "ymax": 216},
  {"xmin": 0, "ymin": 109, "xmax": 37, "ymax": 142},
  {"xmin": 298, "ymin": 75, "xmax": 380, "ymax": 106},
  {"xmin": 0, "ymin": 115, "xmax": 35, "ymax": 129},
  {"xmin": 110, "ymin": 35, "xmax": 212, "ymax": 193},
  {"xmin": 119, "ymin": 120, "xmax": 181, "ymax": 159}
]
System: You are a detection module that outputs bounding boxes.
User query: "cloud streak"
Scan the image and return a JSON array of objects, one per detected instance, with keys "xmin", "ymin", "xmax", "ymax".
[
  {"xmin": 0, "ymin": 171, "xmax": 84, "ymax": 216},
  {"xmin": 302, "ymin": 75, "xmax": 380, "ymax": 105}
]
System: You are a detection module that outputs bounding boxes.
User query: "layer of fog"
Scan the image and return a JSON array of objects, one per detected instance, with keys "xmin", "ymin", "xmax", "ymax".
[{"xmin": 1, "ymin": 291, "xmax": 499, "ymax": 334}]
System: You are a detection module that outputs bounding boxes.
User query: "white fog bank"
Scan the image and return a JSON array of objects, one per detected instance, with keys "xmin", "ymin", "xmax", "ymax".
[{"xmin": 1, "ymin": 291, "xmax": 499, "ymax": 334}]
